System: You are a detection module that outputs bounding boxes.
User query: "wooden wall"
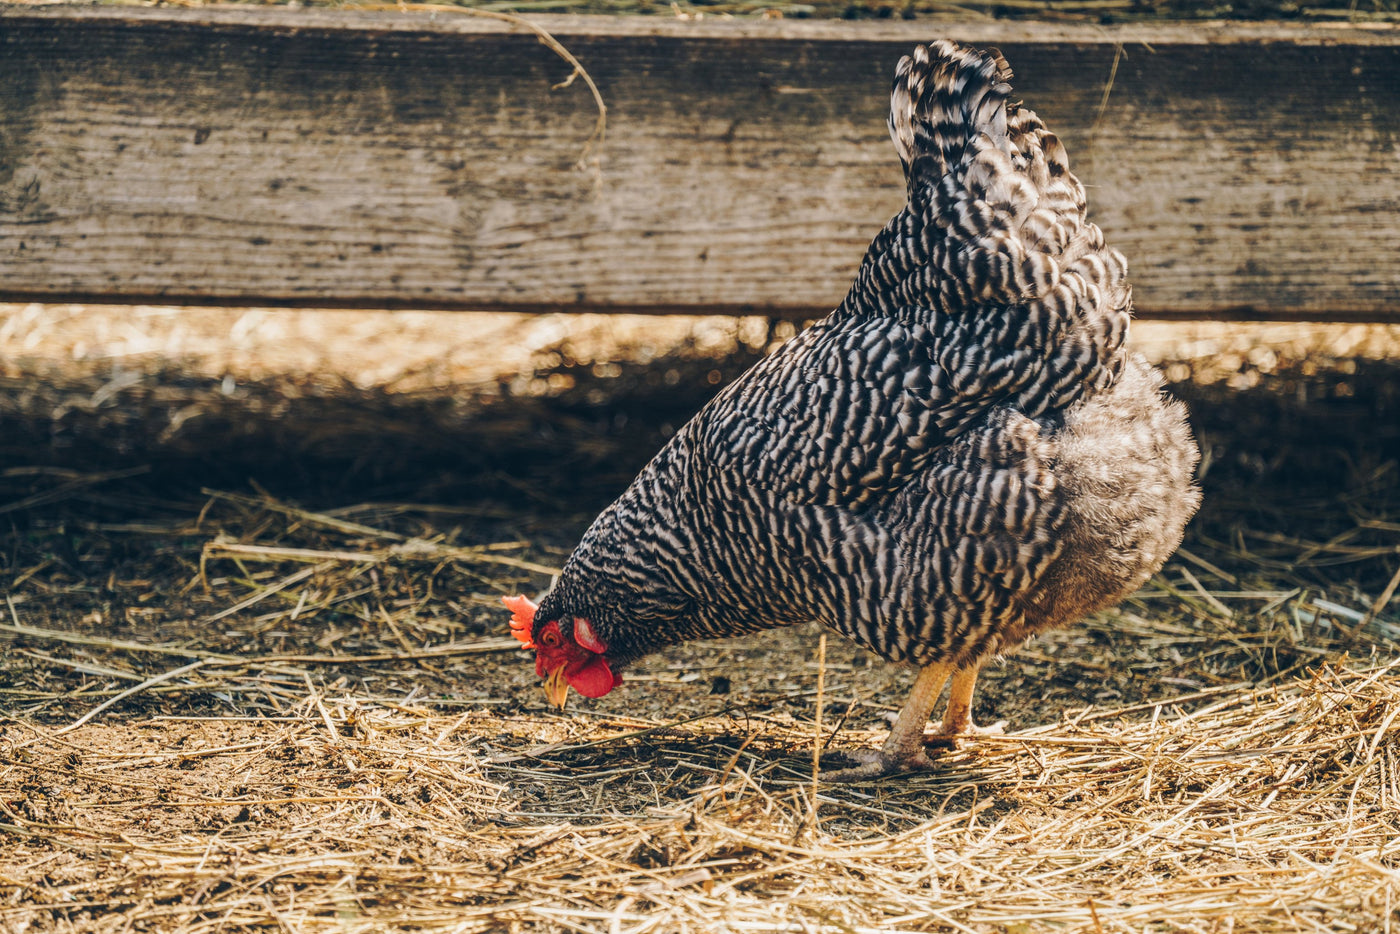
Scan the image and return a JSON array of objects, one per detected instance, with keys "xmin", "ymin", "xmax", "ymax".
[{"xmin": 2, "ymin": 7, "xmax": 1397, "ymax": 320}]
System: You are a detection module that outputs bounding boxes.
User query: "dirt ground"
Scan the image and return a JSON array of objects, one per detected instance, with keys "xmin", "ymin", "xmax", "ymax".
[{"xmin": 1, "ymin": 305, "xmax": 1398, "ymax": 932}]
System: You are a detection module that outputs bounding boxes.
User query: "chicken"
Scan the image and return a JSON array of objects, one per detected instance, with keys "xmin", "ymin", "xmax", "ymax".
[{"xmin": 505, "ymin": 40, "xmax": 1200, "ymax": 780}]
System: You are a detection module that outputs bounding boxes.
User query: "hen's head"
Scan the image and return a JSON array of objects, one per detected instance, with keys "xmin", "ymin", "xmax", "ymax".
[{"xmin": 504, "ymin": 594, "xmax": 619, "ymax": 708}]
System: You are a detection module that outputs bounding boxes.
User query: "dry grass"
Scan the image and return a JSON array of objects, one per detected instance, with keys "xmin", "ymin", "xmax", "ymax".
[
  {"xmin": 1, "ymin": 304, "xmax": 1399, "ymax": 932},
  {"xmin": 2, "ymin": 660, "xmax": 1398, "ymax": 933}
]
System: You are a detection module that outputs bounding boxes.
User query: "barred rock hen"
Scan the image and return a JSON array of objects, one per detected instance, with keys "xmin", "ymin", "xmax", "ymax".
[{"xmin": 506, "ymin": 40, "xmax": 1200, "ymax": 779}]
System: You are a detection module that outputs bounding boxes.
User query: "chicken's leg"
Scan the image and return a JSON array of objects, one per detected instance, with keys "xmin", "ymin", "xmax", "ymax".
[
  {"xmin": 926, "ymin": 665, "xmax": 1006, "ymax": 748},
  {"xmin": 824, "ymin": 663, "xmax": 952, "ymax": 782}
]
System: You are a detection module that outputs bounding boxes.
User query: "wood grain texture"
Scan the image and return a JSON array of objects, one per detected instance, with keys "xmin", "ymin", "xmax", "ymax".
[{"xmin": 1, "ymin": 7, "xmax": 1398, "ymax": 320}]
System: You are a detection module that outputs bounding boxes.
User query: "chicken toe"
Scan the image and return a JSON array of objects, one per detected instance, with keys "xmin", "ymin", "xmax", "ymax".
[
  {"xmin": 823, "ymin": 747, "xmax": 937, "ymax": 782},
  {"xmin": 823, "ymin": 663, "xmax": 951, "ymax": 782},
  {"xmin": 925, "ymin": 666, "xmax": 1007, "ymax": 749}
]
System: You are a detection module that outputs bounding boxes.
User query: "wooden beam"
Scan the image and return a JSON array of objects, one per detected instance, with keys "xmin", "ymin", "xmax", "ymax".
[{"xmin": 2, "ymin": 7, "xmax": 1398, "ymax": 321}]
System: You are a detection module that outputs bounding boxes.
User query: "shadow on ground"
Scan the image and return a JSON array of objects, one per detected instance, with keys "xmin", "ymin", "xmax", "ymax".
[{"xmin": 1, "ymin": 335, "xmax": 1396, "ymax": 732}]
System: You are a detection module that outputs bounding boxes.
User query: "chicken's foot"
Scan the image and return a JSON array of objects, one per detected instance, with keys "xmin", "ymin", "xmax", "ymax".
[
  {"xmin": 824, "ymin": 662, "xmax": 952, "ymax": 782},
  {"xmin": 924, "ymin": 666, "xmax": 1006, "ymax": 749}
]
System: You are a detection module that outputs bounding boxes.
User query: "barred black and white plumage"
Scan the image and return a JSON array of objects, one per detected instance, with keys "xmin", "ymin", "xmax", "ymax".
[{"xmin": 517, "ymin": 40, "xmax": 1200, "ymax": 779}]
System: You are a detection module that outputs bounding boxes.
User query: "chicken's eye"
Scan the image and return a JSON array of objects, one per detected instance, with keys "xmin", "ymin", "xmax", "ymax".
[{"xmin": 540, "ymin": 629, "xmax": 561, "ymax": 648}]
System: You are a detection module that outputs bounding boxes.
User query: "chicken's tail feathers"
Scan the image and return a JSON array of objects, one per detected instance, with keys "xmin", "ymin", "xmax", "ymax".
[{"xmin": 888, "ymin": 41, "xmax": 1014, "ymax": 195}]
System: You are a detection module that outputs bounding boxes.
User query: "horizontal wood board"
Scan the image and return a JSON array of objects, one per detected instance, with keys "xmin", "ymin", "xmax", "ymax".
[{"xmin": 1, "ymin": 8, "xmax": 1398, "ymax": 320}]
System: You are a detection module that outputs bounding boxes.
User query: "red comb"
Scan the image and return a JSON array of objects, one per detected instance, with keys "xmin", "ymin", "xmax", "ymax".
[{"xmin": 503, "ymin": 594, "xmax": 539, "ymax": 649}]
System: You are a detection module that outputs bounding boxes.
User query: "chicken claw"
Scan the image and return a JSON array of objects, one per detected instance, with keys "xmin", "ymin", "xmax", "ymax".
[
  {"xmin": 821, "ymin": 662, "xmax": 952, "ymax": 782},
  {"xmin": 821, "ymin": 747, "xmax": 938, "ymax": 782}
]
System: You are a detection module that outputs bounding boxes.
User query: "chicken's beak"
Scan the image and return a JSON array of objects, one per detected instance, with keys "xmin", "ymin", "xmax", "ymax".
[{"xmin": 542, "ymin": 664, "xmax": 571, "ymax": 709}]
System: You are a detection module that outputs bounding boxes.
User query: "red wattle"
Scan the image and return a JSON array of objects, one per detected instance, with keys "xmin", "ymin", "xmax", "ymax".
[{"xmin": 568, "ymin": 657, "xmax": 617, "ymax": 698}]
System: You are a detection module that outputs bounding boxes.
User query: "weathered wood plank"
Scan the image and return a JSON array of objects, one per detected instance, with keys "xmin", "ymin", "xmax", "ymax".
[{"xmin": 1, "ymin": 7, "xmax": 1398, "ymax": 320}]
